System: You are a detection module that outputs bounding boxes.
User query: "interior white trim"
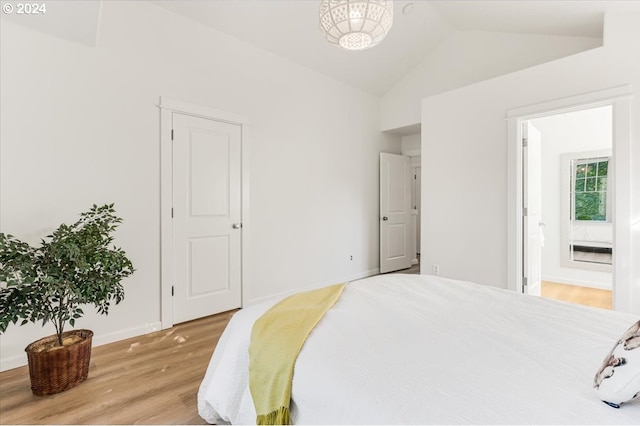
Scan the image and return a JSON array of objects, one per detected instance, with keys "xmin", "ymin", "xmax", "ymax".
[
  {"xmin": 507, "ymin": 85, "xmax": 632, "ymax": 313},
  {"xmin": 542, "ymin": 275, "xmax": 612, "ymax": 291},
  {"xmin": 0, "ymin": 321, "xmax": 162, "ymax": 371},
  {"xmin": 403, "ymin": 149, "xmax": 421, "ymax": 157},
  {"xmin": 506, "ymin": 85, "xmax": 632, "ymax": 120},
  {"xmin": 158, "ymin": 97, "xmax": 249, "ymax": 125},
  {"xmin": 158, "ymin": 97, "xmax": 250, "ymax": 328},
  {"xmin": 245, "ymin": 268, "xmax": 380, "ymax": 306}
]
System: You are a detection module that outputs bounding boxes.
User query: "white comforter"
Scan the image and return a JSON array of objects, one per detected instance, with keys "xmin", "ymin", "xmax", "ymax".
[{"xmin": 198, "ymin": 274, "xmax": 640, "ymax": 424}]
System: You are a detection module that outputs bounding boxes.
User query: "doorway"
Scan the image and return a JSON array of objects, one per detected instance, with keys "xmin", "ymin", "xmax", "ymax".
[
  {"xmin": 171, "ymin": 113, "xmax": 242, "ymax": 323},
  {"xmin": 525, "ymin": 106, "xmax": 613, "ymax": 309},
  {"xmin": 159, "ymin": 97, "xmax": 249, "ymax": 329},
  {"xmin": 506, "ymin": 85, "xmax": 632, "ymax": 313},
  {"xmin": 381, "ymin": 132, "xmax": 423, "ymax": 275}
]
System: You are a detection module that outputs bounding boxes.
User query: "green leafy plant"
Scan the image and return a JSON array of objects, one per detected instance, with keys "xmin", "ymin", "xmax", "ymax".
[{"xmin": 0, "ymin": 204, "xmax": 134, "ymax": 346}]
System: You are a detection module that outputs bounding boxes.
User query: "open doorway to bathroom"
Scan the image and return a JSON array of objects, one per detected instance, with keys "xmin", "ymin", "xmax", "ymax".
[{"xmin": 527, "ymin": 105, "xmax": 613, "ymax": 309}]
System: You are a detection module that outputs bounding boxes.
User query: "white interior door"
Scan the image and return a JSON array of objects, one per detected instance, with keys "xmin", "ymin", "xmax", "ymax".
[
  {"xmin": 172, "ymin": 113, "xmax": 242, "ymax": 323},
  {"xmin": 523, "ymin": 122, "xmax": 543, "ymax": 296},
  {"xmin": 380, "ymin": 153, "xmax": 412, "ymax": 273}
]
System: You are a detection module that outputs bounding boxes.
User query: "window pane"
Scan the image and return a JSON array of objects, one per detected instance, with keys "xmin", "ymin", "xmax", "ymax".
[
  {"xmin": 598, "ymin": 161, "xmax": 608, "ymax": 176},
  {"xmin": 575, "ymin": 192, "xmax": 605, "ymax": 221},
  {"xmin": 597, "ymin": 176, "xmax": 607, "ymax": 191},
  {"xmin": 598, "ymin": 192, "xmax": 607, "ymax": 218},
  {"xmin": 572, "ymin": 157, "xmax": 609, "ymax": 222}
]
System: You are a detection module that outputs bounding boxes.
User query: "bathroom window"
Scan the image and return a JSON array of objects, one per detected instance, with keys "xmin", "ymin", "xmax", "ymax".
[{"xmin": 573, "ymin": 158, "xmax": 609, "ymax": 222}]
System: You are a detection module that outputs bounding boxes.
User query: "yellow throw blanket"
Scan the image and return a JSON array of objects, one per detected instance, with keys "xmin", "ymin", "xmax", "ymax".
[{"xmin": 249, "ymin": 283, "xmax": 346, "ymax": 425}]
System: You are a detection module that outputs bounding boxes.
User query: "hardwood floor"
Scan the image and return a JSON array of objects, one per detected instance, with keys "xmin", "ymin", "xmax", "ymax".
[
  {"xmin": 541, "ymin": 280, "xmax": 612, "ymax": 310},
  {"xmin": 387, "ymin": 265, "xmax": 610, "ymax": 310},
  {"xmin": 0, "ymin": 310, "xmax": 236, "ymax": 425},
  {"xmin": 387, "ymin": 267, "xmax": 609, "ymax": 309},
  {"xmin": 391, "ymin": 263, "xmax": 420, "ymax": 275}
]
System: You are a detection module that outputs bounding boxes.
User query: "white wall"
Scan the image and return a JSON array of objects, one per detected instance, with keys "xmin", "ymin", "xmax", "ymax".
[
  {"xmin": 381, "ymin": 31, "xmax": 601, "ymax": 132},
  {"xmin": 0, "ymin": 1, "xmax": 400, "ymax": 370},
  {"xmin": 419, "ymin": 13, "xmax": 640, "ymax": 315},
  {"xmin": 401, "ymin": 134, "xmax": 421, "ymax": 154},
  {"xmin": 532, "ymin": 106, "xmax": 612, "ymax": 290}
]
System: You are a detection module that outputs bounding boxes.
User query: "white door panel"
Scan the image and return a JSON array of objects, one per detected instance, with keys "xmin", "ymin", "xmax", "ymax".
[
  {"xmin": 189, "ymin": 236, "xmax": 229, "ymax": 295},
  {"xmin": 380, "ymin": 153, "xmax": 412, "ymax": 273},
  {"xmin": 173, "ymin": 113, "xmax": 242, "ymax": 323},
  {"xmin": 387, "ymin": 224, "xmax": 408, "ymax": 257},
  {"xmin": 523, "ymin": 122, "xmax": 542, "ymax": 296},
  {"xmin": 190, "ymin": 134, "xmax": 230, "ymax": 216}
]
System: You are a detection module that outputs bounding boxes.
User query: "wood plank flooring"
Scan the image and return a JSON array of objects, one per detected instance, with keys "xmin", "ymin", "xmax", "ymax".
[
  {"xmin": 393, "ymin": 267, "xmax": 611, "ymax": 310},
  {"xmin": 541, "ymin": 280, "xmax": 612, "ymax": 310},
  {"xmin": 0, "ymin": 310, "xmax": 236, "ymax": 425}
]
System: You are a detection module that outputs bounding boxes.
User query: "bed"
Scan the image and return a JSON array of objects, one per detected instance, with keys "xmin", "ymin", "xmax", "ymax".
[{"xmin": 197, "ymin": 274, "xmax": 640, "ymax": 424}]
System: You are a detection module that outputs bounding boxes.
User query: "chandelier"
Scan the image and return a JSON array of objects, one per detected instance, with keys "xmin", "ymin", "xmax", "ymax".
[{"xmin": 319, "ymin": 0, "xmax": 394, "ymax": 51}]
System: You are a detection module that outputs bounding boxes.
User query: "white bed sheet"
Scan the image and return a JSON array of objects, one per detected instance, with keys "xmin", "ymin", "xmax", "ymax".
[{"xmin": 198, "ymin": 274, "xmax": 640, "ymax": 424}]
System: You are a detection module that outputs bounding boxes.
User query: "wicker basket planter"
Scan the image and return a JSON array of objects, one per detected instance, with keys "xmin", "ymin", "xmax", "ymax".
[
  {"xmin": 25, "ymin": 329, "xmax": 93, "ymax": 396},
  {"xmin": 1, "ymin": 205, "xmax": 133, "ymax": 398}
]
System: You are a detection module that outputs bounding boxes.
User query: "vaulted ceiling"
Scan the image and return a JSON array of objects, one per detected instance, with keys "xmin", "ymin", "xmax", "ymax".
[
  {"xmin": 149, "ymin": 0, "xmax": 640, "ymax": 95},
  {"xmin": 5, "ymin": 1, "xmax": 640, "ymax": 95}
]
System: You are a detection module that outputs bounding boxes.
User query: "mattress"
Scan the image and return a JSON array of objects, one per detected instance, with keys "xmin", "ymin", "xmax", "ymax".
[{"xmin": 198, "ymin": 274, "xmax": 640, "ymax": 424}]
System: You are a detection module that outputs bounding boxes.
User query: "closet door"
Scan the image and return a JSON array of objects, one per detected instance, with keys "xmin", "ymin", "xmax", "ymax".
[
  {"xmin": 380, "ymin": 153, "xmax": 412, "ymax": 274},
  {"xmin": 172, "ymin": 113, "xmax": 242, "ymax": 323}
]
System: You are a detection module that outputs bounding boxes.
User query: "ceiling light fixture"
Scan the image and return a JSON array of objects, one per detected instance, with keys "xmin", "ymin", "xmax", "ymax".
[{"xmin": 319, "ymin": 0, "xmax": 394, "ymax": 51}]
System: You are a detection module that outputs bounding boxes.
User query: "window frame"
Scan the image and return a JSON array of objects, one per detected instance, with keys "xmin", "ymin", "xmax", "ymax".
[
  {"xmin": 571, "ymin": 156, "xmax": 612, "ymax": 223},
  {"xmin": 560, "ymin": 149, "xmax": 613, "ymax": 272}
]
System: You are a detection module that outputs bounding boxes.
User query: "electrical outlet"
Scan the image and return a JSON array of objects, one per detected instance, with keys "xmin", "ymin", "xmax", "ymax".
[{"xmin": 432, "ymin": 264, "xmax": 440, "ymax": 275}]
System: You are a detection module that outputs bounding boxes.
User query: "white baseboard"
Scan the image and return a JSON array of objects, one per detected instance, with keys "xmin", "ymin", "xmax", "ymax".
[
  {"xmin": 92, "ymin": 322, "xmax": 163, "ymax": 348},
  {"xmin": 245, "ymin": 268, "xmax": 380, "ymax": 307},
  {"xmin": 0, "ymin": 322, "xmax": 162, "ymax": 372},
  {"xmin": 245, "ymin": 289, "xmax": 294, "ymax": 307},
  {"xmin": 3, "ymin": 269, "xmax": 384, "ymax": 371},
  {"xmin": 0, "ymin": 354, "xmax": 27, "ymax": 372},
  {"xmin": 542, "ymin": 275, "xmax": 612, "ymax": 291},
  {"xmin": 345, "ymin": 268, "xmax": 380, "ymax": 282}
]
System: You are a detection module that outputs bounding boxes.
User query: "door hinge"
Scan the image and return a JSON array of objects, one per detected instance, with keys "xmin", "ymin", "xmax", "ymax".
[
  {"xmin": 522, "ymin": 137, "xmax": 528, "ymax": 147},
  {"xmin": 414, "ymin": 174, "xmax": 417, "ymax": 180},
  {"xmin": 171, "ymin": 207, "xmax": 174, "ymax": 218},
  {"xmin": 523, "ymin": 207, "xmax": 528, "ymax": 216},
  {"xmin": 522, "ymin": 277, "xmax": 528, "ymax": 292},
  {"xmin": 171, "ymin": 129, "xmax": 174, "ymax": 141},
  {"xmin": 171, "ymin": 286, "xmax": 174, "ymax": 296}
]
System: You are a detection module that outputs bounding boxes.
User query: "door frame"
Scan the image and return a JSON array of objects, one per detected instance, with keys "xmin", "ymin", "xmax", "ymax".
[
  {"xmin": 506, "ymin": 85, "xmax": 632, "ymax": 312},
  {"xmin": 159, "ymin": 97, "xmax": 250, "ymax": 329}
]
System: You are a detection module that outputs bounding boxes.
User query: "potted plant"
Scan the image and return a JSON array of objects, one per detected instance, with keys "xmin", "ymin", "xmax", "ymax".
[{"xmin": 0, "ymin": 204, "xmax": 134, "ymax": 395}]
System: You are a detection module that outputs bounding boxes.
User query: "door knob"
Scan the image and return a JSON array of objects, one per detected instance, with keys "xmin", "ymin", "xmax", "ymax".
[
  {"xmin": 232, "ymin": 223, "xmax": 242, "ymax": 229},
  {"xmin": 382, "ymin": 216, "xmax": 388, "ymax": 221}
]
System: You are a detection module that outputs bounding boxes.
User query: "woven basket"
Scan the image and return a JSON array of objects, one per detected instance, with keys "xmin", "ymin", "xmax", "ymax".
[{"xmin": 25, "ymin": 329, "xmax": 93, "ymax": 396}]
